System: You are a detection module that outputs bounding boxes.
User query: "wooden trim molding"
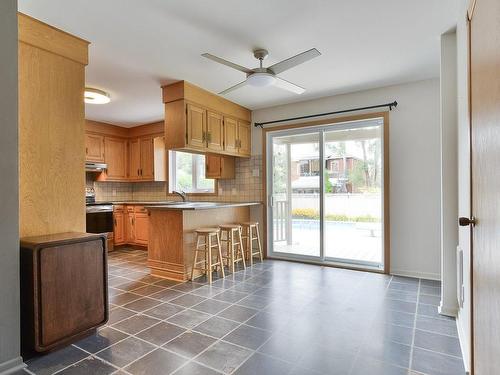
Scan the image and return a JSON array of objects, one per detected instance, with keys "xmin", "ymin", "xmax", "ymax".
[
  {"xmin": 85, "ymin": 120, "xmax": 164, "ymax": 139},
  {"xmin": 467, "ymin": 0, "xmax": 477, "ymax": 21},
  {"xmin": 261, "ymin": 111, "xmax": 391, "ymax": 274},
  {"xmin": 18, "ymin": 13, "xmax": 89, "ymax": 65}
]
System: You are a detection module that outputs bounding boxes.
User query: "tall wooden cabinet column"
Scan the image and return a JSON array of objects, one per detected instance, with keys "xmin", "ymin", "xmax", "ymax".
[{"xmin": 18, "ymin": 13, "xmax": 89, "ymax": 237}]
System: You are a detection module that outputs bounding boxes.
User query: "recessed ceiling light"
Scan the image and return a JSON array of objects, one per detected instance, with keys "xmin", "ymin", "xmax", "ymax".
[{"xmin": 84, "ymin": 88, "xmax": 111, "ymax": 104}]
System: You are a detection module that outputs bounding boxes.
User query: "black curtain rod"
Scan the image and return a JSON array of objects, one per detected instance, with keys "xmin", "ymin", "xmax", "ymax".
[{"xmin": 254, "ymin": 100, "xmax": 398, "ymax": 128}]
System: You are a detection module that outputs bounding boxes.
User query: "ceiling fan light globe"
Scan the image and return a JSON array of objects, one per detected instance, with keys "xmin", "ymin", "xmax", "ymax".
[{"xmin": 247, "ymin": 73, "xmax": 276, "ymax": 87}]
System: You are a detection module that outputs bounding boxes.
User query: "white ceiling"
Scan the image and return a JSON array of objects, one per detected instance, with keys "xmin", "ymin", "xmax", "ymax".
[{"xmin": 19, "ymin": 0, "xmax": 459, "ymax": 127}]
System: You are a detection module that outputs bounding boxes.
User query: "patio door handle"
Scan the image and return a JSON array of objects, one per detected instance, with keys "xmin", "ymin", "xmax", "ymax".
[
  {"xmin": 269, "ymin": 196, "xmax": 274, "ymax": 207},
  {"xmin": 459, "ymin": 216, "xmax": 476, "ymax": 227}
]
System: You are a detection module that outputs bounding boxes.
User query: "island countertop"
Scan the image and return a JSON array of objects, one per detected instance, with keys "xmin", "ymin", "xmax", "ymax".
[{"xmin": 144, "ymin": 201, "xmax": 262, "ymax": 210}]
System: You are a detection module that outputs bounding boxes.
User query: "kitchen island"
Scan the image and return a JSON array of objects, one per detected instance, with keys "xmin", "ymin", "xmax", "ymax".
[{"xmin": 146, "ymin": 202, "xmax": 261, "ymax": 281}]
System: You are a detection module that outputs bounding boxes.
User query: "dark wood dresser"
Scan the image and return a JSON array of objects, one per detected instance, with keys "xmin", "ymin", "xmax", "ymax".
[{"xmin": 20, "ymin": 232, "xmax": 108, "ymax": 356}]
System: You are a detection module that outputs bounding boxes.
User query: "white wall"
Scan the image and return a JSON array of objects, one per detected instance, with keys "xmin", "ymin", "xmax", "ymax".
[
  {"xmin": 0, "ymin": 0, "xmax": 22, "ymax": 374},
  {"xmin": 439, "ymin": 29, "xmax": 459, "ymax": 318},
  {"xmin": 252, "ymin": 79, "xmax": 442, "ymax": 279},
  {"xmin": 455, "ymin": 0, "xmax": 471, "ymax": 371}
]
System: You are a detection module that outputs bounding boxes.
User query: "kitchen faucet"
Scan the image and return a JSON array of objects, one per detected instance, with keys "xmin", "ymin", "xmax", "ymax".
[{"xmin": 173, "ymin": 190, "xmax": 187, "ymax": 202}]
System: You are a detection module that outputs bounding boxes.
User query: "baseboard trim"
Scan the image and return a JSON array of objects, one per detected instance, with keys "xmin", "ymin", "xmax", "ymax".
[
  {"xmin": 438, "ymin": 303, "xmax": 458, "ymax": 317},
  {"xmin": 0, "ymin": 356, "xmax": 25, "ymax": 375},
  {"xmin": 391, "ymin": 269, "xmax": 440, "ymax": 280},
  {"xmin": 456, "ymin": 315, "xmax": 471, "ymax": 374}
]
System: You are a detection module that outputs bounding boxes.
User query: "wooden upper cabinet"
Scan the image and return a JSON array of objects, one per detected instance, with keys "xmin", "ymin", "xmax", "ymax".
[
  {"xmin": 104, "ymin": 137, "xmax": 127, "ymax": 180},
  {"xmin": 206, "ymin": 154, "xmax": 235, "ymax": 179},
  {"xmin": 207, "ymin": 111, "xmax": 224, "ymax": 152},
  {"xmin": 85, "ymin": 134, "xmax": 104, "ymax": 162},
  {"xmin": 128, "ymin": 138, "xmax": 140, "ymax": 180},
  {"xmin": 223, "ymin": 117, "xmax": 238, "ymax": 154},
  {"xmin": 140, "ymin": 137, "xmax": 154, "ymax": 180},
  {"xmin": 162, "ymin": 82, "xmax": 251, "ymax": 158},
  {"xmin": 237, "ymin": 120, "xmax": 251, "ymax": 156},
  {"xmin": 186, "ymin": 103, "xmax": 206, "ymax": 150}
]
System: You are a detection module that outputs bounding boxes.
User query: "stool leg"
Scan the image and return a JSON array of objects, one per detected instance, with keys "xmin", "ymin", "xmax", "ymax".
[
  {"xmin": 248, "ymin": 226, "xmax": 253, "ymax": 266},
  {"xmin": 255, "ymin": 224, "xmax": 263, "ymax": 262},
  {"xmin": 216, "ymin": 232, "xmax": 225, "ymax": 278},
  {"xmin": 191, "ymin": 235, "xmax": 201, "ymax": 281},
  {"xmin": 230, "ymin": 229, "xmax": 235, "ymax": 274},
  {"xmin": 238, "ymin": 227, "xmax": 246, "ymax": 269},
  {"xmin": 207, "ymin": 234, "xmax": 213, "ymax": 284}
]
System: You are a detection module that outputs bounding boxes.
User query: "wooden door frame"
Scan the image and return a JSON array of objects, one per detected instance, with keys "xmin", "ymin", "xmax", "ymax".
[{"xmin": 261, "ymin": 111, "xmax": 390, "ymax": 274}]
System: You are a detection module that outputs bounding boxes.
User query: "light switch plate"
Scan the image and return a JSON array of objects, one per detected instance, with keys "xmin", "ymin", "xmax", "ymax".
[{"xmin": 252, "ymin": 168, "xmax": 260, "ymax": 177}]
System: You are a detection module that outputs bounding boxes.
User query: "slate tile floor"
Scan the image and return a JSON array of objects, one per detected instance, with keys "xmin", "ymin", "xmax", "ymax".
[{"xmin": 23, "ymin": 248, "xmax": 465, "ymax": 375}]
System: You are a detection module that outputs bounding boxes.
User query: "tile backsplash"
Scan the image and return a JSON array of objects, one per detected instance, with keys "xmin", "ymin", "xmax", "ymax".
[{"xmin": 87, "ymin": 155, "xmax": 263, "ymax": 203}]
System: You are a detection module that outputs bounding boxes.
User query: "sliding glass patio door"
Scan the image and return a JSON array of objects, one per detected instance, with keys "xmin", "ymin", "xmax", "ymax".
[{"xmin": 267, "ymin": 117, "xmax": 386, "ymax": 271}]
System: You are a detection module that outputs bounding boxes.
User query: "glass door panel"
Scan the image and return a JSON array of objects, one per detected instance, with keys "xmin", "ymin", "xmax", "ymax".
[
  {"xmin": 271, "ymin": 132, "xmax": 321, "ymax": 257},
  {"xmin": 323, "ymin": 123, "xmax": 383, "ymax": 266}
]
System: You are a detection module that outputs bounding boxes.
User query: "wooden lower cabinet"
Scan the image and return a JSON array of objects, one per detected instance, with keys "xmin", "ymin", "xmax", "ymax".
[
  {"xmin": 114, "ymin": 205, "xmax": 149, "ymax": 247},
  {"xmin": 20, "ymin": 233, "xmax": 108, "ymax": 355}
]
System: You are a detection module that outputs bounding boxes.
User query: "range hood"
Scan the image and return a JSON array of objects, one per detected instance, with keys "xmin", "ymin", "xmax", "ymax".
[{"xmin": 85, "ymin": 162, "xmax": 107, "ymax": 172}]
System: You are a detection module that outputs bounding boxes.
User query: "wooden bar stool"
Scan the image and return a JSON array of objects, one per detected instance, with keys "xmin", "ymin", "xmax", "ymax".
[
  {"xmin": 191, "ymin": 228, "xmax": 225, "ymax": 284},
  {"xmin": 219, "ymin": 224, "xmax": 246, "ymax": 273},
  {"xmin": 240, "ymin": 222, "xmax": 263, "ymax": 266}
]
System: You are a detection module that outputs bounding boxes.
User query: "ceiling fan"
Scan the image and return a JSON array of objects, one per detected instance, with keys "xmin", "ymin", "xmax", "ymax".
[{"xmin": 202, "ymin": 48, "xmax": 321, "ymax": 95}]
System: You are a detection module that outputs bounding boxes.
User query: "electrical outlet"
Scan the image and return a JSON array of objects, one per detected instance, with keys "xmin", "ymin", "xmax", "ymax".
[
  {"xmin": 252, "ymin": 168, "xmax": 260, "ymax": 177},
  {"xmin": 112, "ymin": 189, "xmax": 116, "ymax": 196},
  {"xmin": 231, "ymin": 188, "xmax": 237, "ymax": 195}
]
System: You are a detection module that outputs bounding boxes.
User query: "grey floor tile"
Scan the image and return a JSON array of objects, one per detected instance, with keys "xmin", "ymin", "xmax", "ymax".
[
  {"xmin": 111, "ymin": 314, "xmax": 160, "ymax": 334},
  {"xmin": 419, "ymin": 294, "xmax": 441, "ymax": 306},
  {"xmin": 376, "ymin": 309, "xmax": 416, "ymax": 328},
  {"xmin": 385, "ymin": 290, "xmax": 418, "ymax": 303},
  {"xmin": 368, "ymin": 323, "xmax": 414, "ymax": 346},
  {"xmin": 211, "ymin": 278, "xmax": 239, "ymax": 289},
  {"xmin": 391, "ymin": 276, "xmax": 419, "ymax": 284},
  {"xmin": 420, "ymin": 285, "xmax": 441, "ymax": 296},
  {"xmin": 167, "ymin": 309, "xmax": 212, "ymax": 329},
  {"xmin": 26, "ymin": 346, "xmax": 88, "ymax": 375},
  {"xmin": 288, "ymin": 366, "xmax": 322, "ymax": 375},
  {"xmin": 56, "ymin": 357, "xmax": 116, "ymax": 375},
  {"xmin": 113, "ymin": 280, "xmax": 148, "ymax": 292},
  {"xmin": 297, "ymin": 345, "xmax": 356, "ymax": 374},
  {"xmin": 414, "ymin": 329, "xmax": 462, "ymax": 357},
  {"xmin": 189, "ymin": 285, "xmax": 224, "ymax": 298},
  {"xmin": 124, "ymin": 348, "xmax": 187, "ymax": 375},
  {"xmin": 416, "ymin": 316, "xmax": 458, "ymax": 337},
  {"xmin": 74, "ymin": 327, "xmax": 128, "ymax": 353},
  {"xmin": 236, "ymin": 294, "xmax": 271, "ymax": 309},
  {"xmin": 109, "ymin": 292, "xmax": 142, "ymax": 306},
  {"xmin": 217, "ymin": 305, "xmax": 258, "ymax": 323},
  {"xmin": 194, "ymin": 316, "xmax": 241, "ymax": 338},
  {"xmin": 245, "ymin": 311, "xmax": 287, "ymax": 331},
  {"xmin": 383, "ymin": 299, "xmax": 417, "ymax": 314},
  {"xmin": 223, "ymin": 324, "xmax": 272, "ymax": 350},
  {"xmin": 234, "ymin": 353, "xmax": 293, "ymax": 375},
  {"xmin": 150, "ymin": 288, "xmax": 185, "ymax": 302},
  {"xmin": 95, "ymin": 337, "xmax": 155, "ymax": 368},
  {"xmin": 155, "ymin": 278, "xmax": 182, "ymax": 288},
  {"xmin": 191, "ymin": 299, "xmax": 232, "ymax": 314},
  {"xmin": 173, "ymin": 362, "xmax": 222, "ymax": 375},
  {"xmin": 143, "ymin": 302, "xmax": 185, "ymax": 320},
  {"xmin": 196, "ymin": 341, "xmax": 252, "ymax": 374},
  {"xmin": 136, "ymin": 322, "xmax": 186, "ymax": 346},
  {"xmin": 412, "ymin": 347, "xmax": 465, "ymax": 375},
  {"xmin": 421, "ymin": 279, "xmax": 441, "ymax": 287},
  {"xmin": 170, "ymin": 294, "xmax": 207, "ymax": 308},
  {"xmin": 388, "ymin": 283, "xmax": 418, "ymax": 292},
  {"xmin": 350, "ymin": 357, "xmax": 408, "ymax": 375},
  {"xmin": 122, "ymin": 297, "xmax": 162, "ymax": 312},
  {"xmin": 171, "ymin": 282, "xmax": 205, "ymax": 293},
  {"xmin": 107, "ymin": 307, "xmax": 137, "ymax": 325},
  {"xmin": 257, "ymin": 333, "xmax": 310, "ymax": 363},
  {"xmin": 360, "ymin": 339, "xmax": 412, "ymax": 368},
  {"xmin": 130, "ymin": 284, "xmax": 165, "ymax": 296},
  {"xmin": 212, "ymin": 290, "xmax": 249, "ymax": 303},
  {"xmin": 164, "ymin": 331, "xmax": 216, "ymax": 358}
]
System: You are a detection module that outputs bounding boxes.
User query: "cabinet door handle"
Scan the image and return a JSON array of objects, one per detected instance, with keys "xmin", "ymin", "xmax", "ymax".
[
  {"xmin": 137, "ymin": 169, "xmax": 140, "ymax": 176},
  {"xmin": 85, "ymin": 147, "xmax": 88, "ymax": 155}
]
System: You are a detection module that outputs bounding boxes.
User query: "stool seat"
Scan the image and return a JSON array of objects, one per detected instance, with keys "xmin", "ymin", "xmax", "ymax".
[
  {"xmin": 219, "ymin": 224, "xmax": 241, "ymax": 230},
  {"xmin": 241, "ymin": 221, "xmax": 258, "ymax": 227},
  {"xmin": 195, "ymin": 227, "xmax": 220, "ymax": 234}
]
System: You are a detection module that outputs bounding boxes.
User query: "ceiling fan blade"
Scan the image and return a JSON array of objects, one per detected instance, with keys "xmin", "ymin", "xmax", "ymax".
[
  {"xmin": 218, "ymin": 80, "xmax": 249, "ymax": 95},
  {"xmin": 268, "ymin": 48, "xmax": 321, "ymax": 75},
  {"xmin": 202, "ymin": 53, "xmax": 253, "ymax": 74},
  {"xmin": 273, "ymin": 77, "xmax": 305, "ymax": 94}
]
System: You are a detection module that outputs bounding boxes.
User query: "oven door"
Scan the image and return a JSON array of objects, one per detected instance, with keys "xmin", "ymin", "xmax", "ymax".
[{"xmin": 86, "ymin": 208, "xmax": 114, "ymax": 234}]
